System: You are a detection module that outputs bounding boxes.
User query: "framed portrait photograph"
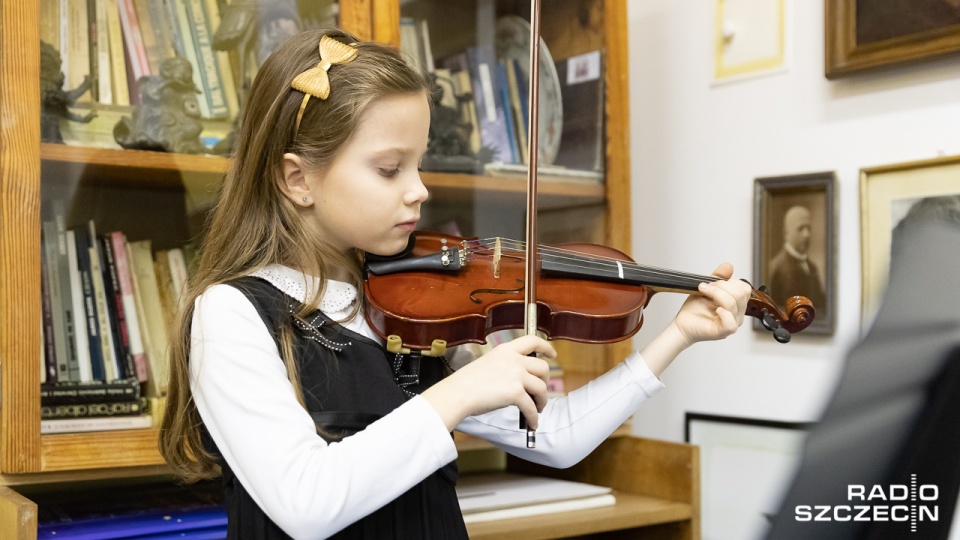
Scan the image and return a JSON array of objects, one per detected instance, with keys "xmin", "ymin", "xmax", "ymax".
[
  {"xmin": 685, "ymin": 413, "xmax": 810, "ymax": 540},
  {"xmin": 860, "ymin": 154, "xmax": 960, "ymax": 328},
  {"xmin": 825, "ymin": 0, "xmax": 960, "ymax": 79},
  {"xmin": 753, "ymin": 172, "xmax": 836, "ymax": 336}
]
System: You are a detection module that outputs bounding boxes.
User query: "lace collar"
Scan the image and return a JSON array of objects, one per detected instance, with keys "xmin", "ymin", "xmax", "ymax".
[{"xmin": 250, "ymin": 264, "xmax": 358, "ymax": 313}]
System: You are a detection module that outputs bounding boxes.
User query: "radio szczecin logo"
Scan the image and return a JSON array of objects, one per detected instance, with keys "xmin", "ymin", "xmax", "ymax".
[{"xmin": 795, "ymin": 474, "xmax": 938, "ymax": 533}]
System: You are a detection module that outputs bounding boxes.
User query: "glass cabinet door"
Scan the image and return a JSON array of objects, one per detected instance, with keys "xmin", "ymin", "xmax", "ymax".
[{"xmin": 399, "ymin": 0, "xmax": 609, "ymax": 244}]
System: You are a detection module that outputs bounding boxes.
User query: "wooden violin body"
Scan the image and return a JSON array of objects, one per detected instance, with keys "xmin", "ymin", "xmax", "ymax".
[{"xmin": 363, "ymin": 232, "xmax": 815, "ymax": 350}]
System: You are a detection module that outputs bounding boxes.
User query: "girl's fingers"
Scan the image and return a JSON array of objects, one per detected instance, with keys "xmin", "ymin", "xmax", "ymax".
[
  {"xmin": 699, "ymin": 281, "xmax": 738, "ymax": 315},
  {"xmin": 507, "ymin": 335, "xmax": 558, "ymax": 360},
  {"xmin": 523, "ymin": 372, "xmax": 549, "ymax": 412}
]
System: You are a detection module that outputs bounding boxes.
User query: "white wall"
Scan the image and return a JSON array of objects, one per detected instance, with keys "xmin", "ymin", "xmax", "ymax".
[
  {"xmin": 627, "ymin": 0, "xmax": 960, "ymax": 439},
  {"xmin": 625, "ymin": 2, "xmax": 960, "ymax": 538}
]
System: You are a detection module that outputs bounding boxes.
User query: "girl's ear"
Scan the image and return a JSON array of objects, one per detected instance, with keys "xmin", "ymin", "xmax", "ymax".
[{"xmin": 280, "ymin": 153, "xmax": 314, "ymax": 207}]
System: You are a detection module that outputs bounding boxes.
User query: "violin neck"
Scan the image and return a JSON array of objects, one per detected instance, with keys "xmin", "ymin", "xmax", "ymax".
[{"xmin": 540, "ymin": 253, "xmax": 716, "ymax": 293}]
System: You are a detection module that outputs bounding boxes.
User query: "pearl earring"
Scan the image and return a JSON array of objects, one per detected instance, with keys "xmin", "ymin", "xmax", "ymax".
[{"xmin": 302, "ymin": 196, "xmax": 309, "ymax": 203}]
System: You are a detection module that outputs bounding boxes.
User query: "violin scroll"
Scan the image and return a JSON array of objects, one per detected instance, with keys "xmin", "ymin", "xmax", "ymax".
[{"xmin": 745, "ymin": 287, "xmax": 815, "ymax": 343}]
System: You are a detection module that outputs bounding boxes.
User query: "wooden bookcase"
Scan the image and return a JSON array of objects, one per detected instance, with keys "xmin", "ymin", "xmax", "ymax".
[{"xmin": 0, "ymin": 0, "xmax": 701, "ymax": 538}]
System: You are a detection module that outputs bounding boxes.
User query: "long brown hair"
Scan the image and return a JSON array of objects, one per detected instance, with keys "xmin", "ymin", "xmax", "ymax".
[{"xmin": 159, "ymin": 28, "xmax": 430, "ymax": 483}]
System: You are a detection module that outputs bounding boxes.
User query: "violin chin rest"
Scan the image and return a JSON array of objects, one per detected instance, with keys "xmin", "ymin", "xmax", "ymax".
[{"xmin": 366, "ymin": 233, "xmax": 417, "ymax": 263}]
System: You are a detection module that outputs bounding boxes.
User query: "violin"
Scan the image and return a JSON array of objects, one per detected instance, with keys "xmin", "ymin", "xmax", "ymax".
[{"xmin": 363, "ymin": 231, "xmax": 815, "ymax": 354}]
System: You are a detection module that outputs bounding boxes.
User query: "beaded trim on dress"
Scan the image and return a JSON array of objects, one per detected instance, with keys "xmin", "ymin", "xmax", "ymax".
[{"xmin": 250, "ymin": 264, "xmax": 357, "ymax": 313}]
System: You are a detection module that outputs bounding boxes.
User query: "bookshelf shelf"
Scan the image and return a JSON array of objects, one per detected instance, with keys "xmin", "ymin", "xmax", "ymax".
[
  {"xmin": 40, "ymin": 143, "xmax": 228, "ymax": 174},
  {"xmin": 39, "ymin": 144, "xmax": 603, "ymax": 208},
  {"xmin": 40, "ymin": 143, "xmax": 605, "ymax": 209},
  {"xmin": 471, "ymin": 436, "xmax": 701, "ymax": 540},
  {"xmin": 466, "ymin": 491, "xmax": 693, "ymax": 540},
  {"xmin": 39, "ymin": 429, "xmax": 164, "ymax": 473}
]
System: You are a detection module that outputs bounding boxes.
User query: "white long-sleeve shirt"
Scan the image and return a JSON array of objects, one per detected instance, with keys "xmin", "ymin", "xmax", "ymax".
[{"xmin": 190, "ymin": 264, "xmax": 664, "ymax": 539}]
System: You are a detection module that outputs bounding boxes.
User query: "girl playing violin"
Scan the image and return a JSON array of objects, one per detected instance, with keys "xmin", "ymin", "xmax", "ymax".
[{"xmin": 159, "ymin": 28, "xmax": 752, "ymax": 539}]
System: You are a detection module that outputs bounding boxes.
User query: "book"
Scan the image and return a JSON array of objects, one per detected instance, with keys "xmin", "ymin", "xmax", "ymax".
[
  {"xmin": 133, "ymin": 0, "xmax": 176, "ymax": 74},
  {"xmin": 202, "ymin": 0, "xmax": 239, "ymax": 119},
  {"xmin": 42, "ymin": 220, "xmax": 70, "ymax": 381},
  {"xmin": 87, "ymin": 220, "xmax": 121, "ymax": 380},
  {"xmin": 104, "ymin": 0, "xmax": 131, "ymax": 105},
  {"xmin": 100, "ymin": 234, "xmax": 137, "ymax": 380},
  {"xmin": 128, "ymin": 239, "xmax": 170, "ymax": 395},
  {"xmin": 40, "ymin": 414, "xmax": 152, "ymax": 434},
  {"xmin": 117, "ymin": 0, "xmax": 152, "ymax": 79},
  {"xmin": 53, "ymin": 207, "xmax": 81, "ymax": 381},
  {"xmin": 73, "ymin": 225, "xmax": 107, "ymax": 381},
  {"xmin": 93, "ymin": 0, "xmax": 113, "ymax": 104},
  {"xmin": 167, "ymin": 247, "xmax": 189, "ymax": 308},
  {"xmin": 495, "ymin": 61, "xmax": 519, "ymax": 165},
  {"xmin": 552, "ymin": 50, "xmax": 605, "ymax": 172},
  {"xmin": 454, "ymin": 69, "xmax": 482, "ymax": 155},
  {"xmin": 399, "ymin": 17, "xmax": 424, "ymax": 72},
  {"xmin": 41, "ymin": 397, "xmax": 148, "ymax": 419},
  {"xmin": 111, "ymin": 231, "xmax": 149, "ymax": 382},
  {"xmin": 179, "ymin": 0, "xmax": 230, "ymax": 118},
  {"xmin": 169, "ymin": 0, "xmax": 207, "ymax": 116},
  {"xmin": 457, "ymin": 473, "xmax": 615, "ymax": 523},
  {"xmin": 40, "ymin": 243, "xmax": 58, "ymax": 383},
  {"xmin": 40, "ymin": 377, "xmax": 141, "ymax": 405},
  {"xmin": 39, "ymin": 0, "xmax": 60, "ymax": 50},
  {"xmin": 153, "ymin": 249, "xmax": 176, "ymax": 329},
  {"xmin": 503, "ymin": 59, "xmax": 528, "ymax": 164},
  {"xmin": 66, "ymin": 229, "xmax": 93, "ymax": 382},
  {"xmin": 466, "ymin": 45, "xmax": 515, "ymax": 163},
  {"xmin": 63, "ymin": 0, "xmax": 92, "ymax": 102}
]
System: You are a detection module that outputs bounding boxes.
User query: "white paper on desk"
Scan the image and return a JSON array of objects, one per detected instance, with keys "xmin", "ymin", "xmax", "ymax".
[{"xmin": 457, "ymin": 473, "xmax": 614, "ymax": 514}]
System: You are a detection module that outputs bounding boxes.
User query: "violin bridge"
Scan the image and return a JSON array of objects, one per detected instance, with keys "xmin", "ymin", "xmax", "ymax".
[{"xmin": 493, "ymin": 237, "xmax": 502, "ymax": 278}]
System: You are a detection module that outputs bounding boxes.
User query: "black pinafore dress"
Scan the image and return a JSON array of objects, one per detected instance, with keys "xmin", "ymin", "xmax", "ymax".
[{"xmin": 203, "ymin": 277, "xmax": 468, "ymax": 539}]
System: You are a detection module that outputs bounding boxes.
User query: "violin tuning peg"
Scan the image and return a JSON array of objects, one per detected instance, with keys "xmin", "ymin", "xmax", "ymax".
[
  {"xmin": 773, "ymin": 327, "xmax": 792, "ymax": 344},
  {"xmin": 760, "ymin": 308, "xmax": 779, "ymax": 332},
  {"xmin": 758, "ymin": 284, "xmax": 768, "ymax": 293}
]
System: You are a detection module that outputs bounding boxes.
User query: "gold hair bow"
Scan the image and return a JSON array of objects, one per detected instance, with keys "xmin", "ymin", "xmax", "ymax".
[{"xmin": 292, "ymin": 35, "xmax": 359, "ymax": 137}]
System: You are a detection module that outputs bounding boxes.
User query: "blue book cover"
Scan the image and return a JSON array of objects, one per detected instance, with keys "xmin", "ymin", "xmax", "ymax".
[
  {"xmin": 496, "ymin": 61, "xmax": 519, "ymax": 164},
  {"xmin": 38, "ymin": 507, "xmax": 227, "ymax": 539},
  {"xmin": 466, "ymin": 45, "xmax": 514, "ymax": 163},
  {"xmin": 72, "ymin": 226, "xmax": 106, "ymax": 381},
  {"xmin": 512, "ymin": 59, "xmax": 529, "ymax": 138}
]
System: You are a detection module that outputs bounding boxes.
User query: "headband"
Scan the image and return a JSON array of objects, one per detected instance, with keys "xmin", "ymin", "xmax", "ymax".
[{"xmin": 291, "ymin": 35, "xmax": 359, "ymax": 138}]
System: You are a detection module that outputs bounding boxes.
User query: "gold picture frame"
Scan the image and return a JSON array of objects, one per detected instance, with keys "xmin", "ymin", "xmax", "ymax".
[
  {"xmin": 825, "ymin": 0, "xmax": 960, "ymax": 79},
  {"xmin": 753, "ymin": 172, "xmax": 836, "ymax": 336},
  {"xmin": 860, "ymin": 155, "xmax": 960, "ymax": 326}
]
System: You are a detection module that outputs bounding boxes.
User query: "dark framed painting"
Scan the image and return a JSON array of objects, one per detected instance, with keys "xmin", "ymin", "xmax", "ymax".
[
  {"xmin": 753, "ymin": 171, "xmax": 836, "ymax": 336},
  {"xmin": 825, "ymin": 0, "xmax": 960, "ymax": 78}
]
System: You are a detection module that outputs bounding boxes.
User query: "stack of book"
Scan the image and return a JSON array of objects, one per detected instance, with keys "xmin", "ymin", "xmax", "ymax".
[
  {"xmin": 40, "ymin": 201, "xmax": 195, "ymax": 433},
  {"xmin": 457, "ymin": 473, "xmax": 616, "ymax": 523},
  {"xmin": 39, "ymin": 0, "xmax": 239, "ymax": 122},
  {"xmin": 401, "ymin": 16, "xmax": 606, "ymax": 176}
]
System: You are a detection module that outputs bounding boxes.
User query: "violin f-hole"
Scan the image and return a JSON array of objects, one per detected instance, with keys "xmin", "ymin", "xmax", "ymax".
[{"xmin": 469, "ymin": 280, "xmax": 524, "ymax": 304}]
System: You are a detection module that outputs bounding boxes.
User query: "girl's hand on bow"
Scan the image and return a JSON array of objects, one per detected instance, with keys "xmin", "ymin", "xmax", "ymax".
[
  {"xmin": 422, "ymin": 335, "xmax": 555, "ymax": 431},
  {"xmin": 673, "ymin": 263, "xmax": 752, "ymax": 346}
]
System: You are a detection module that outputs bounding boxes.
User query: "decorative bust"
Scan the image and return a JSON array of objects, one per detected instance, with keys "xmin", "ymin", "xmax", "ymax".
[
  {"xmin": 40, "ymin": 40, "xmax": 96, "ymax": 143},
  {"xmin": 114, "ymin": 57, "xmax": 208, "ymax": 154}
]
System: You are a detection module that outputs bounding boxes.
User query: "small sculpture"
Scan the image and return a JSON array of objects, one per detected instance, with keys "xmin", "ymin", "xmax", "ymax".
[
  {"xmin": 113, "ymin": 57, "xmax": 208, "ymax": 154},
  {"xmin": 421, "ymin": 73, "xmax": 486, "ymax": 174},
  {"xmin": 40, "ymin": 40, "xmax": 95, "ymax": 143}
]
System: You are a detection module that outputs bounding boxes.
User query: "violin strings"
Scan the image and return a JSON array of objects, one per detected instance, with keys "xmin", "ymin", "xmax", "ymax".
[
  {"xmin": 468, "ymin": 237, "xmax": 702, "ymax": 283},
  {"xmin": 465, "ymin": 237, "xmax": 720, "ymax": 286}
]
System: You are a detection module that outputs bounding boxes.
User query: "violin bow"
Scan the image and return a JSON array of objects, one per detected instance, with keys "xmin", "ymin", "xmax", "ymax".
[{"xmin": 521, "ymin": 0, "xmax": 542, "ymax": 449}]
